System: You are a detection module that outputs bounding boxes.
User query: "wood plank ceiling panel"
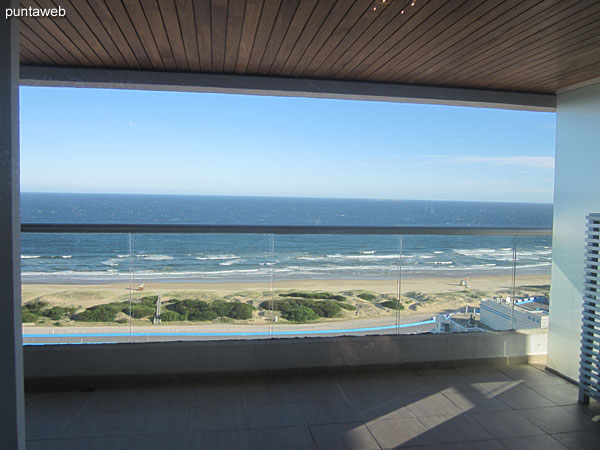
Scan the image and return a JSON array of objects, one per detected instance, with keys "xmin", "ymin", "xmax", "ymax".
[
  {"xmin": 246, "ymin": 0, "xmax": 282, "ymax": 74},
  {"xmin": 302, "ymin": 0, "xmax": 375, "ymax": 77},
  {"xmin": 210, "ymin": 0, "xmax": 228, "ymax": 72},
  {"xmin": 277, "ymin": 0, "xmax": 337, "ymax": 76},
  {"xmin": 234, "ymin": 0, "xmax": 262, "ymax": 73},
  {"xmin": 158, "ymin": 0, "xmax": 189, "ymax": 70},
  {"xmin": 139, "ymin": 0, "xmax": 176, "ymax": 70},
  {"xmin": 67, "ymin": 0, "xmax": 130, "ymax": 67},
  {"xmin": 176, "ymin": 0, "xmax": 201, "ymax": 71},
  {"xmin": 104, "ymin": 0, "xmax": 153, "ymax": 68},
  {"xmin": 47, "ymin": 0, "xmax": 116, "ymax": 67},
  {"xmin": 258, "ymin": 0, "xmax": 300, "ymax": 72},
  {"xmin": 319, "ymin": 0, "xmax": 407, "ymax": 78},
  {"xmin": 23, "ymin": 0, "xmax": 95, "ymax": 66},
  {"xmin": 337, "ymin": 0, "xmax": 460, "ymax": 80},
  {"xmin": 223, "ymin": 0, "xmax": 246, "ymax": 72},
  {"xmin": 484, "ymin": 17, "xmax": 600, "ymax": 90},
  {"xmin": 267, "ymin": 0, "xmax": 318, "ymax": 74},
  {"xmin": 366, "ymin": 0, "xmax": 484, "ymax": 81},
  {"xmin": 20, "ymin": 21, "xmax": 70, "ymax": 65},
  {"xmin": 18, "ymin": 0, "xmax": 600, "ymax": 94},
  {"xmin": 376, "ymin": 0, "xmax": 510, "ymax": 82},
  {"xmin": 121, "ymin": 0, "xmax": 164, "ymax": 71},
  {"xmin": 402, "ymin": 0, "xmax": 549, "ymax": 85},
  {"xmin": 288, "ymin": 0, "xmax": 358, "ymax": 76},
  {"xmin": 423, "ymin": 0, "xmax": 575, "ymax": 85},
  {"xmin": 193, "ymin": 0, "xmax": 212, "ymax": 71}
]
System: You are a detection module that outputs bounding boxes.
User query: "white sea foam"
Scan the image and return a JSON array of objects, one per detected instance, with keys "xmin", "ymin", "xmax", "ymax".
[
  {"xmin": 360, "ymin": 250, "xmax": 376, "ymax": 254},
  {"xmin": 219, "ymin": 259, "xmax": 245, "ymax": 266},
  {"xmin": 432, "ymin": 251, "xmax": 444, "ymax": 254},
  {"xmin": 101, "ymin": 259, "xmax": 119, "ymax": 267},
  {"xmin": 116, "ymin": 254, "xmax": 129, "ymax": 258},
  {"xmin": 195, "ymin": 254, "xmax": 240, "ymax": 261},
  {"xmin": 21, "ymin": 255, "xmax": 41, "ymax": 259},
  {"xmin": 324, "ymin": 254, "xmax": 399, "ymax": 260},
  {"xmin": 61, "ymin": 255, "xmax": 72, "ymax": 259},
  {"xmin": 136, "ymin": 254, "xmax": 174, "ymax": 261}
]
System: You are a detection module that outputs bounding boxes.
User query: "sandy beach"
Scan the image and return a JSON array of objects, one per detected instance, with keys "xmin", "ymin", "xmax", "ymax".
[{"xmin": 22, "ymin": 273, "xmax": 550, "ymax": 327}]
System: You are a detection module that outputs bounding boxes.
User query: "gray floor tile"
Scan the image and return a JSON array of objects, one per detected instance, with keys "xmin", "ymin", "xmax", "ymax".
[
  {"xmin": 189, "ymin": 404, "xmax": 248, "ymax": 432},
  {"xmin": 415, "ymin": 368, "xmax": 482, "ymax": 394},
  {"xmin": 27, "ymin": 436, "xmax": 133, "ymax": 450},
  {"xmin": 442, "ymin": 440, "xmax": 508, "ymax": 450},
  {"xmin": 83, "ymin": 389, "xmax": 145, "ymax": 412},
  {"xmin": 405, "ymin": 393, "xmax": 462, "ymax": 418},
  {"xmin": 494, "ymin": 383, "xmax": 556, "ymax": 409},
  {"xmin": 193, "ymin": 382, "xmax": 245, "ymax": 407},
  {"xmin": 375, "ymin": 372, "xmax": 441, "ymax": 397},
  {"xmin": 27, "ymin": 391, "xmax": 91, "ymax": 415},
  {"xmin": 292, "ymin": 378, "xmax": 346, "ymax": 402},
  {"xmin": 470, "ymin": 410, "xmax": 546, "ymax": 439},
  {"xmin": 529, "ymin": 383, "xmax": 580, "ymax": 406},
  {"xmin": 474, "ymin": 379, "xmax": 522, "ymax": 394},
  {"xmin": 500, "ymin": 366, "xmax": 568, "ymax": 388},
  {"xmin": 366, "ymin": 417, "xmax": 438, "ymax": 448},
  {"xmin": 455, "ymin": 367, "xmax": 513, "ymax": 383},
  {"xmin": 124, "ymin": 433, "xmax": 191, "ymax": 450},
  {"xmin": 310, "ymin": 422, "xmax": 381, "ymax": 450},
  {"xmin": 517, "ymin": 406, "xmax": 594, "ymax": 433},
  {"xmin": 189, "ymin": 430, "xmax": 253, "ymax": 450},
  {"xmin": 249, "ymin": 425, "xmax": 317, "ymax": 450},
  {"xmin": 242, "ymin": 378, "xmax": 297, "ymax": 404},
  {"xmin": 350, "ymin": 396, "xmax": 415, "ymax": 422},
  {"xmin": 246, "ymin": 402, "xmax": 305, "ymax": 428},
  {"xmin": 64, "ymin": 410, "xmax": 136, "ymax": 438},
  {"xmin": 26, "ymin": 409, "xmax": 79, "ymax": 440},
  {"xmin": 443, "ymin": 390, "xmax": 511, "ymax": 413},
  {"xmin": 561, "ymin": 402, "xmax": 600, "ymax": 422},
  {"xmin": 138, "ymin": 387, "xmax": 193, "ymax": 411},
  {"xmin": 134, "ymin": 407, "xmax": 191, "ymax": 434},
  {"xmin": 499, "ymin": 434, "xmax": 570, "ymax": 450},
  {"xmin": 418, "ymin": 414, "xmax": 494, "ymax": 443},
  {"xmin": 300, "ymin": 398, "xmax": 362, "ymax": 424},
  {"xmin": 552, "ymin": 429, "xmax": 600, "ymax": 450},
  {"xmin": 338, "ymin": 374, "xmax": 401, "ymax": 398}
]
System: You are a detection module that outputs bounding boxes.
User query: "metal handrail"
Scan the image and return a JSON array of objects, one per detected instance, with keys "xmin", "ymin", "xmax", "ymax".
[{"xmin": 21, "ymin": 223, "xmax": 552, "ymax": 236}]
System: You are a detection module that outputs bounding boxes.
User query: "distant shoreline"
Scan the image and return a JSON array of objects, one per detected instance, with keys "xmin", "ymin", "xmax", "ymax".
[
  {"xmin": 20, "ymin": 265, "xmax": 551, "ymax": 286},
  {"xmin": 22, "ymin": 273, "xmax": 550, "ymax": 296}
]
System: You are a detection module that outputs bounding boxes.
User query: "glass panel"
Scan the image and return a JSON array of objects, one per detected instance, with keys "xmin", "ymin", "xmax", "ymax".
[
  {"xmin": 21, "ymin": 231, "xmax": 551, "ymax": 343},
  {"xmin": 511, "ymin": 234, "xmax": 552, "ymax": 331},
  {"xmin": 262, "ymin": 234, "xmax": 402, "ymax": 338},
  {"xmin": 21, "ymin": 232, "xmax": 131, "ymax": 344},
  {"xmin": 400, "ymin": 234, "xmax": 517, "ymax": 334}
]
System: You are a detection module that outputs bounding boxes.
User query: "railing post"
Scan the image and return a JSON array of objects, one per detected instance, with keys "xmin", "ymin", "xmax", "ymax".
[{"xmin": 510, "ymin": 235, "xmax": 518, "ymax": 330}]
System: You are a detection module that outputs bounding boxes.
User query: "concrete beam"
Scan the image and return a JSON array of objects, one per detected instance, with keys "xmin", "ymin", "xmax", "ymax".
[
  {"xmin": 20, "ymin": 66, "xmax": 556, "ymax": 112},
  {"xmin": 0, "ymin": 2, "xmax": 26, "ymax": 448}
]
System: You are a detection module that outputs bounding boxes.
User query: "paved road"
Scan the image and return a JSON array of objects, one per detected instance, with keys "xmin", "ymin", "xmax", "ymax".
[{"xmin": 23, "ymin": 314, "xmax": 437, "ymax": 344}]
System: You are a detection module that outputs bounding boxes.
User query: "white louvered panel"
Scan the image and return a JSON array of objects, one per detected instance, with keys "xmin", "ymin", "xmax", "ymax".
[{"xmin": 580, "ymin": 214, "xmax": 600, "ymax": 403}]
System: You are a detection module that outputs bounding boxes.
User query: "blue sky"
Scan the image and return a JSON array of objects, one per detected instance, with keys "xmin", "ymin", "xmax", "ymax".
[{"xmin": 19, "ymin": 86, "xmax": 556, "ymax": 203}]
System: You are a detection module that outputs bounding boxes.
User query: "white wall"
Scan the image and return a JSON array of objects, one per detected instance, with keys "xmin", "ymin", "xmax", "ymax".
[{"xmin": 548, "ymin": 81, "xmax": 600, "ymax": 380}]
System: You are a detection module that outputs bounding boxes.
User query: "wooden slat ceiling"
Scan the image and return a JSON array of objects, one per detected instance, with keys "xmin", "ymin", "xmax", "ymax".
[{"xmin": 18, "ymin": 0, "xmax": 600, "ymax": 94}]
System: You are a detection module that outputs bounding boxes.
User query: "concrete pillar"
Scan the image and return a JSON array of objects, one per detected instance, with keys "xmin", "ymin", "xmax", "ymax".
[{"xmin": 0, "ymin": 0, "xmax": 26, "ymax": 447}]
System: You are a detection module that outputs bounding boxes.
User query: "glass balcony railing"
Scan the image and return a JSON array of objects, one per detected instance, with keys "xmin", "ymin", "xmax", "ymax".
[{"xmin": 20, "ymin": 224, "xmax": 551, "ymax": 345}]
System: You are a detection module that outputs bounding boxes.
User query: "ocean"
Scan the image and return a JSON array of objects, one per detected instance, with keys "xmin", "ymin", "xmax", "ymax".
[{"xmin": 20, "ymin": 193, "xmax": 553, "ymax": 283}]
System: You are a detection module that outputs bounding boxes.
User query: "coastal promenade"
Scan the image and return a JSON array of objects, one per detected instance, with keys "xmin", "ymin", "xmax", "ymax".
[{"xmin": 23, "ymin": 314, "xmax": 437, "ymax": 344}]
